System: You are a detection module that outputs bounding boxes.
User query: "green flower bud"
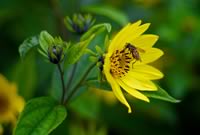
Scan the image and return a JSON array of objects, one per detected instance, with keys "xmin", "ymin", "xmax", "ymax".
[
  {"xmin": 38, "ymin": 31, "xmax": 68, "ymax": 64},
  {"xmin": 64, "ymin": 13, "xmax": 95, "ymax": 34},
  {"xmin": 48, "ymin": 45, "xmax": 64, "ymax": 64}
]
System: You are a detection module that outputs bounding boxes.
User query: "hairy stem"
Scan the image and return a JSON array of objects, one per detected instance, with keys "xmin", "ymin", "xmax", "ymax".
[{"xmin": 65, "ymin": 62, "xmax": 96, "ymax": 104}]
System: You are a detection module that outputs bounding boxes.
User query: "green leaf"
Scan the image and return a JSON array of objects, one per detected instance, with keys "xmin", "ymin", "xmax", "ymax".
[
  {"xmin": 14, "ymin": 97, "xmax": 67, "ymax": 135},
  {"xmin": 64, "ymin": 35, "xmax": 95, "ymax": 68},
  {"xmin": 141, "ymin": 85, "xmax": 180, "ymax": 103},
  {"xmin": 19, "ymin": 36, "xmax": 39, "ymax": 58},
  {"xmin": 104, "ymin": 34, "xmax": 110, "ymax": 51},
  {"xmin": 69, "ymin": 90, "xmax": 101, "ymax": 120},
  {"xmin": 80, "ymin": 23, "xmax": 111, "ymax": 41},
  {"xmin": 86, "ymin": 79, "xmax": 180, "ymax": 103},
  {"xmin": 85, "ymin": 79, "xmax": 111, "ymax": 91},
  {"xmin": 39, "ymin": 31, "xmax": 54, "ymax": 53},
  {"xmin": 95, "ymin": 45, "xmax": 104, "ymax": 54},
  {"xmin": 82, "ymin": 5, "xmax": 129, "ymax": 26}
]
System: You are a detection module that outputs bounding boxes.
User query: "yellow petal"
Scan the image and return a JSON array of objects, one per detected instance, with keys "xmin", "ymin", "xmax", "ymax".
[
  {"xmin": 130, "ymin": 64, "xmax": 164, "ymax": 80},
  {"xmin": 0, "ymin": 74, "xmax": 10, "ymax": 92},
  {"xmin": 136, "ymin": 48, "xmax": 164, "ymax": 65},
  {"xmin": 119, "ymin": 23, "xmax": 150, "ymax": 46},
  {"xmin": 116, "ymin": 79, "xmax": 149, "ymax": 102},
  {"xmin": 13, "ymin": 96, "xmax": 25, "ymax": 113},
  {"xmin": 131, "ymin": 34, "xmax": 159, "ymax": 49},
  {"xmin": 117, "ymin": 21, "xmax": 142, "ymax": 45},
  {"xmin": 121, "ymin": 74, "xmax": 157, "ymax": 91},
  {"xmin": 105, "ymin": 71, "xmax": 132, "ymax": 113},
  {"xmin": 109, "ymin": 20, "xmax": 142, "ymax": 51},
  {"xmin": 108, "ymin": 23, "xmax": 131, "ymax": 52}
]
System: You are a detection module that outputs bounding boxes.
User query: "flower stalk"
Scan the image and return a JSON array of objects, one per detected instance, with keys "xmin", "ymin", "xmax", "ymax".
[
  {"xmin": 65, "ymin": 62, "xmax": 96, "ymax": 104},
  {"xmin": 57, "ymin": 63, "xmax": 66, "ymax": 104}
]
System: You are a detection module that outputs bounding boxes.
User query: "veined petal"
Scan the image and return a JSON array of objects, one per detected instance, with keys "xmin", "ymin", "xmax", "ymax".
[
  {"xmin": 131, "ymin": 34, "xmax": 159, "ymax": 49},
  {"xmin": 105, "ymin": 71, "xmax": 132, "ymax": 113},
  {"xmin": 130, "ymin": 64, "xmax": 164, "ymax": 80},
  {"xmin": 136, "ymin": 48, "xmax": 164, "ymax": 65},
  {"xmin": 121, "ymin": 74, "xmax": 157, "ymax": 91},
  {"xmin": 116, "ymin": 79, "xmax": 149, "ymax": 102}
]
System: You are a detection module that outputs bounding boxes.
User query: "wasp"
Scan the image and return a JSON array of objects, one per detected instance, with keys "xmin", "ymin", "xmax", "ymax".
[{"xmin": 124, "ymin": 43, "xmax": 145, "ymax": 64}]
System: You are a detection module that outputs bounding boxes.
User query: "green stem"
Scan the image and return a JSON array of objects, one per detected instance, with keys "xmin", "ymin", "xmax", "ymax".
[
  {"xmin": 66, "ymin": 63, "xmax": 77, "ymax": 91},
  {"xmin": 65, "ymin": 62, "xmax": 96, "ymax": 104},
  {"xmin": 57, "ymin": 64, "xmax": 66, "ymax": 104}
]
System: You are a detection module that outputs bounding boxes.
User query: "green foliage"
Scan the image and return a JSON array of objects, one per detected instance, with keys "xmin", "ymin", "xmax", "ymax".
[
  {"xmin": 85, "ymin": 79, "xmax": 111, "ymax": 91},
  {"xmin": 18, "ymin": 36, "xmax": 39, "ymax": 58},
  {"xmin": 64, "ymin": 13, "xmax": 96, "ymax": 34},
  {"xmin": 2, "ymin": 0, "xmax": 199, "ymax": 134},
  {"xmin": 39, "ymin": 31, "xmax": 54, "ymax": 54},
  {"xmin": 14, "ymin": 97, "xmax": 67, "ymax": 135},
  {"xmin": 95, "ymin": 45, "xmax": 104, "ymax": 55},
  {"xmin": 10, "ymin": 52, "xmax": 37, "ymax": 100},
  {"xmin": 38, "ymin": 31, "xmax": 69, "ymax": 64},
  {"xmin": 64, "ymin": 34, "xmax": 95, "ymax": 68},
  {"xmin": 69, "ymin": 90, "xmax": 101, "ymax": 120},
  {"xmin": 82, "ymin": 5, "xmax": 129, "ymax": 26},
  {"xmin": 86, "ymin": 80, "xmax": 179, "ymax": 103},
  {"xmin": 141, "ymin": 85, "xmax": 180, "ymax": 103},
  {"xmin": 81, "ymin": 23, "xmax": 111, "ymax": 41}
]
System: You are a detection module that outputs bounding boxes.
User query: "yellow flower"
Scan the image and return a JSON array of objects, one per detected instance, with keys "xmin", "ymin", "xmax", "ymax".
[
  {"xmin": 103, "ymin": 20, "xmax": 164, "ymax": 113},
  {"xmin": 0, "ymin": 74, "xmax": 25, "ymax": 125}
]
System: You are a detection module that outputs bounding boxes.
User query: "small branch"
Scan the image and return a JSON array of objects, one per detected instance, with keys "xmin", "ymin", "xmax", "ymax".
[
  {"xmin": 57, "ymin": 64, "xmax": 66, "ymax": 104},
  {"xmin": 65, "ymin": 62, "xmax": 96, "ymax": 104}
]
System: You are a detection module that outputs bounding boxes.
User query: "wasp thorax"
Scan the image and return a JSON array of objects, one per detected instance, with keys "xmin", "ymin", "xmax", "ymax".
[{"xmin": 48, "ymin": 45, "xmax": 64, "ymax": 64}]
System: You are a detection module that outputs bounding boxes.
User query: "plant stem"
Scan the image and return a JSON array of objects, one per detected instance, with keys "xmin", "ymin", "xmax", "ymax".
[
  {"xmin": 57, "ymin": 63, "xmax": 66, "ymax": 104},
  {"xmin": 66, "ymin": 63, "xmax": 77, "ymax": 91},
  {"xmin": 65, "ymin": 62, "xmax": 96, "ymax": 104}
]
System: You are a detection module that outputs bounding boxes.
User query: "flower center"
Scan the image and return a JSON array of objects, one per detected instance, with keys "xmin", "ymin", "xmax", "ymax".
[
  {"xmin": 0, "ymin": 94, "xmax": 10, "ymax": 114},
  {"xmin": 110, "ymin": 48, "xmax": 134, "ymax": 78}
]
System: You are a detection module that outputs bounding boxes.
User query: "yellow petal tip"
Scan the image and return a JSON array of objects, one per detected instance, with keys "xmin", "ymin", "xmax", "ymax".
[
  {"xmin": 146, "ymin": 98, "xmax": 150, "ymax": 103},
  {"xmin": 128, "ymin": 107, "xmax": 132, "ymax": 113}
]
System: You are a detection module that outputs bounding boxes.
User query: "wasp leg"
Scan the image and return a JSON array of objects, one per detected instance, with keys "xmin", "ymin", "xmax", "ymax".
[{"xmin": 131, "ymin": 60, "xmax": 137, "ymax": 68}]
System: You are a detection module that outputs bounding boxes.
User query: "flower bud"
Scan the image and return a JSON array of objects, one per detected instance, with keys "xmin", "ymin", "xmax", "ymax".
[
  {"xmin": 48, "ymin": 45, "xmax": 64, "ymax": 64},
  {"xmin": 64, "ymin": 13, "xmax": 95, "ymax": 34},
  {"xmin": 98, "ymin": 56, "xmax": 104, "ymax": 71}
]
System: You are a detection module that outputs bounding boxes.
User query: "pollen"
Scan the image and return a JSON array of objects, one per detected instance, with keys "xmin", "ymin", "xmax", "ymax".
[{"xmin": 110, "ymin": 49, "xmax": 134, "ymax": 78}]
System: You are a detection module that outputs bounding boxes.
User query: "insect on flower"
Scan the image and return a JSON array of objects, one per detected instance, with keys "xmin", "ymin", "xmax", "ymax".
[
  {"xmin": 103, "ymin": 20, "xmax": 164, "ymax": 113},
  {"xmin": 124, "ymin": 43, "xmax": 145, "ymax": 65}
]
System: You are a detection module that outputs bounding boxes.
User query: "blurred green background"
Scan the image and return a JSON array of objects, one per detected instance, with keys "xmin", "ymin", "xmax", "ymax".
[{"xmin": 1, "ymin": 0, "xmax": 200, "ymax": 134}]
